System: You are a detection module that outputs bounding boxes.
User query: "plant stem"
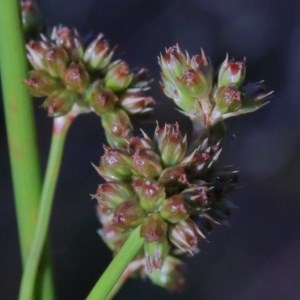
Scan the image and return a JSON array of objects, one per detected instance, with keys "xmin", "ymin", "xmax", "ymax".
[
  {"xmin": 86, "ymin": 226, "xmax": 144, "ymax": 300},
  {"xmin": 0, "ymin": 0, "xmax": 54, "ymax": 298},
  {"xmin": 19, "ymin": 114, "xmax": 75, "ymax": 300},
  {"xmin": 107, "ymin": 259, "xmax": 145, "ymax": 300}
]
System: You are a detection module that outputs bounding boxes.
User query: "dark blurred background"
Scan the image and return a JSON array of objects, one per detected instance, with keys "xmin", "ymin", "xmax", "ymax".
[{"xmin": 1, "ymin": 0, "xmax": 300, "ymax": 299}]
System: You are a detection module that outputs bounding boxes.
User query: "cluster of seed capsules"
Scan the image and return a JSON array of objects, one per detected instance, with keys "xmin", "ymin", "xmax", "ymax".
[
  {"xmin": 24, "ymin": 25, "xmax": 154, "ymax": 147},
  {"xmin": 25, "ymin": 28, "xmax": 272, "ymax": 289},
  {"xmin": 92, "ymin": 45, "xmax": 272, "ymax": 289}
]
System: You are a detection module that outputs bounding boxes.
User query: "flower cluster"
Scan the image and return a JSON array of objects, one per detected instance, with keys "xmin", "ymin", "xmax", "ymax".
[
  {"xmin": 159, "ymin": 45, "xmax": 273, "ymax": 128},
  {"xmin": 93, "ymin": 122, "xmax": 237, "ymax": 290},
  {"xmin": 24, "ymin": 26, "xmax": 154, "ymax": 147}
]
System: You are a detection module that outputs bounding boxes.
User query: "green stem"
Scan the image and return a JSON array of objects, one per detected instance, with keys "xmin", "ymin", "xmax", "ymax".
[
  {"xmin": 86, "ymin": 226, "xmax": 144, "ymax": 300},
  {"xmin": 19, "ymin": 115, "xmax": 75, "ymax": 300},
  {"xmin": 0, "ymin": 0, "xmax": 54, "ymax": 299}
]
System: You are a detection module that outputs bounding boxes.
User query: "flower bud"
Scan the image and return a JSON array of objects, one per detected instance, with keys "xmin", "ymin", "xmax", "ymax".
[
  {"xmin": 159, "ymin": 45, "xmax": 188, "ymax": 81},
  {"xmin": 129, "ymin": 132, "xmax": 153, "ymax": 151},
  {"xmin": 158, "ymin": 167, "xmax": 188, "ymax": 195},
  {"xmin": 120, "ymin": 93, "xmax": 155, "ymax": 115},
  {"xmin": 160, "ymin": 195, "xmax": 189, "ymax": 224},
  {"xmin": 50, "ymin": 26, "xmax": 84, "ymax": 60},
  {"xmin": 63, "ymin": 62, "xmax": 90, "ymax": 92},
  {"xmin": 94, "ymin": 147, "xmax": 132, "ymax": 181},
  {"xmin": 86, "ymin": 81, "xmax": 117, "ymax": 115},
  {"xmin": 169, "ymin": 219, "xmax": 203, "ymax": 255},
  {"xmin": 177, "ymin": 69, "xmax": 208, "ymax": 97},
  {"xmin": 26, "ymin": 40, "xmax": 48, "ymax": 70},
  {"xmin": 147, "ymin": 256, "xmax": 185, "ymax": 291},
  {"xmin": 42, "ymin": 47, "xmax": 69, "ymax": 78},
  {"xmin": 21, "ymin": 0, "xmax": 43, "ymax": 39},
  {"xmin": 113, "ymin": 199, "xmax": 146, "ymax": 229},
  {"xmin": 155, "ymin": 122, "xmax": 187, "ymax": 167},
  {"xmin": 104, "ymin": 60, "xmax": 133, "ymax": 92},
  {"xmin": 131, "ymin": 149, "xmax": 163, "ymax": 179},
  {"xmin": 42, "ymin": 90, "xmax": 78, "ymax": 116},
  {"xmin": 215, "ymin": 85, "xmax": 241, "ymax": 114},
  {"xmin": 181, "ymin": 185, "xmax": 209, "ymax": 214},
  {"xmin": 101, "ymin": 109, "xmax": 133, "ymax": 148},
  {"xmin": 93, "ymin": 181, "xmax": 135, "ymax": 209},
  {"xmin": 83, "ymin": 34, "xmax": 114, "ymax": 70},
  {"xmin": 218, "ymin": 55, "xmax": 246, "ymax": 88},
  {"xmin": 24, "ymin": 70, "xmax": 62, "ymax": 97},
  {"xmin": 132, "ymin": 178, "xmax": 165, "ymax": 212},
  {"xmin": 141, "ymin": 214, "xmax": 167, "ymax": 242}
]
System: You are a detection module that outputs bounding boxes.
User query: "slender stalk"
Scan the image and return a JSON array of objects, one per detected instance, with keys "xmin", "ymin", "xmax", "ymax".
[
  {"xmin": 19, "ymin": 114, "xmax": 75, "ymax": 300},
  {"xmin": 87, "ymin": 226, "xmax": 144, "ymax": 300},
  {"xmin": 0, "ymin": 0, "xmax": 54, "ymax": 298},
  {"xmin": 107, "ymin": 259, "xmax": 145, "ymax": 300}
]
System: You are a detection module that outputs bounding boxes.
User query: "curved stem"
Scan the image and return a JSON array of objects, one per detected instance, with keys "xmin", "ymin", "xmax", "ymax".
[
  {"xmin": 19, "ymin": 114, "xmax": 75, "ymax": 300},
  {"xmin": 0, "ymin": 0, "xmax": 54, "ymax": 299},
  {"xmin": 86, "ymin": 226, "xmax": 144, "ymax": 300}
]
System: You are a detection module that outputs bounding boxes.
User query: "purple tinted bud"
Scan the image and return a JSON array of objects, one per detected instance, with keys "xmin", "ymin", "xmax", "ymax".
[
  {"xmin": 63, "ymin": 62, "xmax": 90, "ymax": 92},
  {"xmin": 215, "ymin": 85, "xmax": 242, "ymax": 114}
]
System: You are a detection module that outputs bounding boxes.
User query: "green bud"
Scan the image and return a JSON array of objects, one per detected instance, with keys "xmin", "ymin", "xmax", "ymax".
[
  {"xmin": 155, "ymin": 122, "xmax": 187, "ymax": 167},
  {"xmin": 215, "ymin": 85, "xmax": 242, "ymax": 114},
  {"xmin": 104, "ymin": 60, "xmax": 133, "ymax": 92},
  {"xmin": 218, "ymin": 54, "xmax": 246, "ymax": 88},
  {"xmin": 160, "ymin": 195, "xmax": 189, "ymax": 224},
  {"xmin": 147, "ymin": 256, "xmax": 185, "ymax": 291},
  {"xmin": 93, "ymin": 181, "xmax": 135, "ymax": 209},
  {"xmin": 83, "ymin": 34, "xmax": 114, "ymax": 70},
  {"xmin": 24, "ymin": 70, "xmax": 62, "ymax": 97},
  {"xmin": 131, "ymin": 149, "xmax": 163, "ymax": 179},
  {"xmin": 43, "ymin": 46, "xmax": 69, "ymax": 78},
  {"xmin": 86, "ymin": 81, "xmax": 117, "ymax": 115},
  {"xmin": 94, "ymin": 147, "xmax": 132, "ymax": 181},
  {"xmin": 101, "ymin": 109, "xmax": 133, "ymax": 148},
  {"xmin": 132, "ymin": 178, "xmax": 165, "ymax": 212},
  {"xmin": 42, "ymin": 90, "xmax": 78, "ymax": 116},
  {"xmin": 169, "ymin": 219, "xmax": 203, "ymax": 255},
  {"xmin": 158, "ymin": 45, "xmax": 188, "ymax": 81},
  {"xmin": 63, "ymin": 62, "xmax": 90, "ymax": 92},
  {"xmin": 113, "ymin": 199, "xmax": 146, "ymax": 229}
]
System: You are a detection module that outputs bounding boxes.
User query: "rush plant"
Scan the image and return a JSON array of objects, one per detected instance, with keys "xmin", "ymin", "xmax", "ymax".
[{"xmin": 0, "ymin": 1, "xmax": 272, "ymax": 299}]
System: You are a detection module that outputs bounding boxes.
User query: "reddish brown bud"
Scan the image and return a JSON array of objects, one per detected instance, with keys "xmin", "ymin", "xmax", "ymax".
[
  {"xmin": 181, "ymin": 185, "xmax": 209, "ymax": 213},
  {"xmin": 169, "ymin": 219, "xmax": 204, "ymax": 255},
  {"xmin": 42, "ymin": 46, "xmax": 69, "ymax": 78},
  {"xmin": 86, "ymin": 81, "xmax": 117, "ymax": 115},
  {"xmin": 113, "ymin": 199, "xmax": 146, "ymax": 229},
  {"xmin": 24, "ymin": 70, "xmax": 62, "ymax": 97},
  {"xmin": 215, "ymin": 85, "xmax": 241, "ymax": 114},
  {"xmin": 63, "ymin": 62, "xmax": 90, "ymax": 92},
  {"xmin": 160, "ymin": 195, "xmax": 189, "ymax": 224}
]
